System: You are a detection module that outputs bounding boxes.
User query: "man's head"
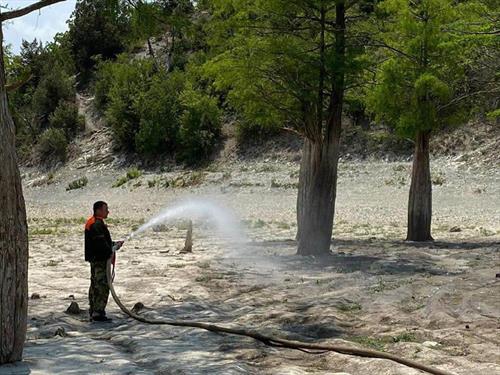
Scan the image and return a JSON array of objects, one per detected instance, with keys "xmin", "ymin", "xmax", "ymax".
[{"xmin": 93, "ymin": 201, "xmax": 109, "ymax": 219}]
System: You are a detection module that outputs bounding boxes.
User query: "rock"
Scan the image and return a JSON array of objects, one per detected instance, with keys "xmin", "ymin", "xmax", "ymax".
[
  {"xmin": 131, "ymin": 302, "xmax": 145, "ymax": 314},
  {"xmin": 66, "ymin": 301, "xmax": 81, "ymax": 315},
  {"xmin": 30, "ymin": 293, "xmax": 40, "ymax": 300},
  {"xmin": 54, "ymin": 327, "xmax": 66, "ymax": 337},
  {"xmin": 423, "ymin": 341, "xmax": 439, "ymax": 348},
  {"xmin": 449, "ymin": 226, "xmax": 461, "ymax": 233}
]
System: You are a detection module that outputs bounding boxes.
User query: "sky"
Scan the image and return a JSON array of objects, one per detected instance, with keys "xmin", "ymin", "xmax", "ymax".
[{"xmin": 3, "ymin": 0, "xmax": 76, "ymax": 54}]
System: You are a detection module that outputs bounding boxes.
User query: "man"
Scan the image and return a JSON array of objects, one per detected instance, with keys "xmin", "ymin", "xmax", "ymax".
[{"xmin": 84, "ymin": 201, "xmax": 123, "ymax": 322}]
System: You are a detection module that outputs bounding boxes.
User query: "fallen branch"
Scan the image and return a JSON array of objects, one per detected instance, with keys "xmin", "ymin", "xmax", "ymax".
[{"xmin": 107, "ymin": 258, "xmax": 455, "ymax": 375}]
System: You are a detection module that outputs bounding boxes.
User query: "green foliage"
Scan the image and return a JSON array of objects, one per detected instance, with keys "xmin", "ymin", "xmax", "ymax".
[
  {"xmin": 32, "ymin": 69, "xmax": 75, "ymax": 128},
  {"xmin": 95, "ymin": 53, "xmax": 221, "ymax": 162},
  {"xmin": 68, "ymin": 0, "xmax": 129, "ymax": 80},
  {"xmin": 368, "ymin": 0, "xmax": 493, "ymax": 137},
  {"xmin": 38, "ymin": 128, "xmax": 68, "ymax": 161},
  {"xmin": 205, "ymin": 0, "xmax": 371, "ymax": 140},
  {"xmin": 104, "ymin": 57, "xmax": 155, "ymax": 150},
  {"xmin": 49, "ymin": 101, "xmax": 85, "ymax": 138},
  {"xmin": 66, "ymin": 176, "xmax": 88, "ymax": 191},
  {"xmin": 112, "ymin": 167, "xmax": 142, "ymax": 188},
  {"xmin": 135, "ymin": 71, "xmax": 185, "ymax": 155},
  {"xmin": 126, "ymin": 167, "xmax": 142, "ymax": 180},
  {"xmin": 177, "ymin": 84, "xmax": 221, "ymax": 164}
]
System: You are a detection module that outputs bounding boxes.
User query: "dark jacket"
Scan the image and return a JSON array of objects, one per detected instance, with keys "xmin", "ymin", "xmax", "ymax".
[{"xmin": 85, "ymin": 216, "xmax": 113, "ymax": 262}]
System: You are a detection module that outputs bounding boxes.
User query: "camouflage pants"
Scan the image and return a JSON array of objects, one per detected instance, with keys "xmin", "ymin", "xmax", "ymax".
[{"xmin": 89, "ymin": 261, "xmax": 109, "ymax": 315}]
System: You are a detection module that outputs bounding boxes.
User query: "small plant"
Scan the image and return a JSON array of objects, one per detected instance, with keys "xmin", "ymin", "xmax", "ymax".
[
  {"xmin": 113, "ymin": 168, "xmax": 142, "ymax": 187},
  {"xmin": 38, "ymin": 128, "xmax": 68, "ymax": 161},
  {"xmin": 349, "ymin": 336, "xmax": 386, "ymax": 351},
  {"xmin": 126, "ymin": 167, "xmax": 142, "ymax": 180},
  {"xmin": 271, "ymin": 178, "xmax": 299, "ymax": 189},
  {"xmin": 253, "ymin": 219, "xmax": 266, "ymax": 228},
  {"xmin": 431, "ymin": 172, "xmax": 445, "ymax": 186},
  {"xmin": 66, "ymin": 176, "xmax": 88, "ymax": 191},
  {"xmin": 391, "ymin": 331, "xmax": 417, "ymax": 343},
  {"xmin": 112, "ymin": 176, "xmax": 128, "ymax": 188},
  {"xmin": 276, "ymin": 221, "xmax": 291, "ymax": 230},
  {"xmin": 336, "ymin": 301, "xmax": 362, "ymax": 312}
]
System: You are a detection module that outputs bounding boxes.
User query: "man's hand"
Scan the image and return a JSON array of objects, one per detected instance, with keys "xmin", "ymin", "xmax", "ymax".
[{"xmin": 113, "ymin": 240, "xmax": 124, "ymax": 251}]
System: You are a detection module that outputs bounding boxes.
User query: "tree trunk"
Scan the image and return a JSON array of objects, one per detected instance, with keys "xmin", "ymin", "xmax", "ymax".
[
  {"xmin": 296, "ymin": 1, "xmax": 345, "ymax": 256},
  {"xmin": 0, "ymin": 26, "xmax": 29, "ymax": 364},
  {"xmin": 406, "ymin": 131, "xmax": 433, "ymax": 241},
  {"xmin": 296, "ymin": 137, "xmax": 340, "ymax": 255}
]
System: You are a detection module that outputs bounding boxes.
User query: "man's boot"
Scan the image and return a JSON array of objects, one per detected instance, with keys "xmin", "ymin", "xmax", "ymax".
[{"xmin": 91, "ymin": 311, "xmax": 112, "ymax": 322}]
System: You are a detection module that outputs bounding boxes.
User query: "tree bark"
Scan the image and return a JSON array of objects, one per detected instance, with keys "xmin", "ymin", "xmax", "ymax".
[
  {"xmin": 296, "ymin": 137, "xmax": 340, "ymax": 255},
  {"xmin": 0, "ymin": 27, "xmax": 29, "ymax": 364},
  {"xmin": 406, "ymin": 131, "xmax": 433, "ymax": 241},
  {"xmin": 296, "ymin": 1, "xmax": 345, "ymax": 256}
]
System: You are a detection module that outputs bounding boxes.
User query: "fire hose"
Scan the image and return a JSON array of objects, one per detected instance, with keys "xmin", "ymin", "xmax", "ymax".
[{"xmin": 106, "ymin": 254, "xmax": 456, "ymax": 375}]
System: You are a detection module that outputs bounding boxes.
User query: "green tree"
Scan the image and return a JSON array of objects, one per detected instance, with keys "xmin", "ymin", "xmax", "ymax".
[
  {"xmin": 128, "ymin": 0, "xmax": 197, "ymax": 71},
  {"xmin": 67, "ymin": 0, "xmax": 129, "ymax": 81},
  {"xmin": 178, "ymin": 83, "xmax": 221, "ymax": 164},
  {"xmin": 206, "ymin": 0, "xmax": 372, "ymax": 255},
  {"xmin": 368, "ymin": 0, "xmax": 498, "ymax": 241},
  {"xmin": 104, "ymin": 57, "xmax": 155, "ymax": 150}
]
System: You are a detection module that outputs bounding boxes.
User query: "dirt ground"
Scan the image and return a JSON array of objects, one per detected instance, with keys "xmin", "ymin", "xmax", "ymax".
[{"xmin": 1, "ymin": 157, "xmax": 499, "ymax": 375}]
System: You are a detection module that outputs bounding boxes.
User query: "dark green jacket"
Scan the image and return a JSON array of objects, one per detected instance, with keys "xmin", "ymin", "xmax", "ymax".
[{"xmin": 84, "ymin": 216, "xmax": 113, "ymax": 262}]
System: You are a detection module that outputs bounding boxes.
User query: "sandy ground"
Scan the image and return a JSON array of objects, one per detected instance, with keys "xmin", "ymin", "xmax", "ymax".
[{"xmin": 1, "ymin": 158, "xmax": 499, "ymax": 375}]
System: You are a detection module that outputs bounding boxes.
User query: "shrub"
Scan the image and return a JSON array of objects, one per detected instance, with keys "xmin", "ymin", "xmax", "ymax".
[
  {"xmin": 126, "ymin": 167, "xmax": 142, "ymax": 180},
  {"xmin": 178, "ymin": 86, "xmax": 221, "ymax": 165},
  {"xmin": 105, "ymin": 57, "xmax": 154, "ymax": 150},
  {"xmin": 112, "ymin": 167, "xmax": 142, "ymax": 187},
  {"xmin": 93, "ymin": 60, "xmax": 116, "ymax": 112},
  {"xmin": 38, "ymin": 128, "xmax": 68, "ymax": 160},
  {"xmin": 32, "ymin": 69, "xmax": 75, "ymax": 127},
  {"xmin": 49, "ymin": 101, "xmax": 85, "ymax": 138},
  {"xmin": 235, "ymin": 120, "xmax": 280, "ymax": 144},
  {"xmin": 134, "ymin": 71, "xmax": 185, "ymax": 155},
  {"xmin": 66, "ymin": 176, "xmax": 88, "ymax": 191}
]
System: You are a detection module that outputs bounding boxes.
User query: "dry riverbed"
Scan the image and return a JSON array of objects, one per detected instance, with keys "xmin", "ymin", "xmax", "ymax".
[{"xmin": 1, "ymin": 158, "xmax": 499, "ymax": 375}]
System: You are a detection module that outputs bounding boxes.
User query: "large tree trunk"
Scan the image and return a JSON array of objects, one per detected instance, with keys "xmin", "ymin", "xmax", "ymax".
[
  {"xmin": 296, "ymin": 1, "xmax": 345, "ymax": 256},
  {"xmin": 296, "ymin": 137, "xmax": 340, "ymax": 255},
  {"xmin": 406, "ymin": 131, "xmax": 433, "ymax": 241},
  {"xmin": 0, "ymin": 27, "xmax": 29, "ymax": 364}
]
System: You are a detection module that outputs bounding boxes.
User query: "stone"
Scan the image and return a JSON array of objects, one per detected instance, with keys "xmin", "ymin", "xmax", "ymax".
[
  {"xmin": 66, "ymin": 301, "xmax": 81, "ymax": 315},
  {"xmin": 423, "ymin": 341, "xmax": 439, "ymax": 348},
  {"xmin": 30, "ymin": 293, "xmax": 40, "ymax": 300},
  {"xmin": 449, "ymin": 226, "xmax": 461, "ymax": 233},
  {"xmin": 132, "ymin": 302, "xmax": 145, "ymax": 314}
]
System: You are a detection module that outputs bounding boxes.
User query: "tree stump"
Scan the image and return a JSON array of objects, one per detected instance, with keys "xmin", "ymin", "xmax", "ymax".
[{"xmin": 180, "ymin": 220, "xmax": 193, "ymax": 253}]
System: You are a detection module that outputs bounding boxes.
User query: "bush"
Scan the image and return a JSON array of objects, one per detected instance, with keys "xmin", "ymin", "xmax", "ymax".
[
  {"xmin": 134, "ymin": 71, "xmax": 185, "ymax": 155},
  {"xmin": 177, "ymin": 86, "xmax": 221, "ymax": 165},
  {"xmin": 235, "ymin": 120, "xmax": 280, "ymax": 143},
  {"xmin": 93, "ymin": 60, "xmax": 116, "ymax": 112},
  {"xmin": 32, "ymin": 69, "xmax": 75, "ymax": 127},
  {"xmin": 112, "ymin": 167, "xmax": 142, "ymax": 187},
  {"xmin": 38, "ymin": 128, "xmax": 68, "ymax": 160},
  {"xmin": 126, "ymin": 167, "xmax": 142, "ymax": 180},
  {"xmin": 66, "ymin": 176, "xmax": 88, "ymax": 191},
  {"xmin": 49, "ymin": 101, "xmax": 85, "ymax": 138},
  {"xmin": 105, "ymin": 57, "xmax": 155, "ymax": 150}
]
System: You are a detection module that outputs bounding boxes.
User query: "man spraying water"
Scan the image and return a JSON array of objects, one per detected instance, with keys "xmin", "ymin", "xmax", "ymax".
[{"xmin": 84, "ymin": 201, "xmax": 123, "ymax": 322}]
